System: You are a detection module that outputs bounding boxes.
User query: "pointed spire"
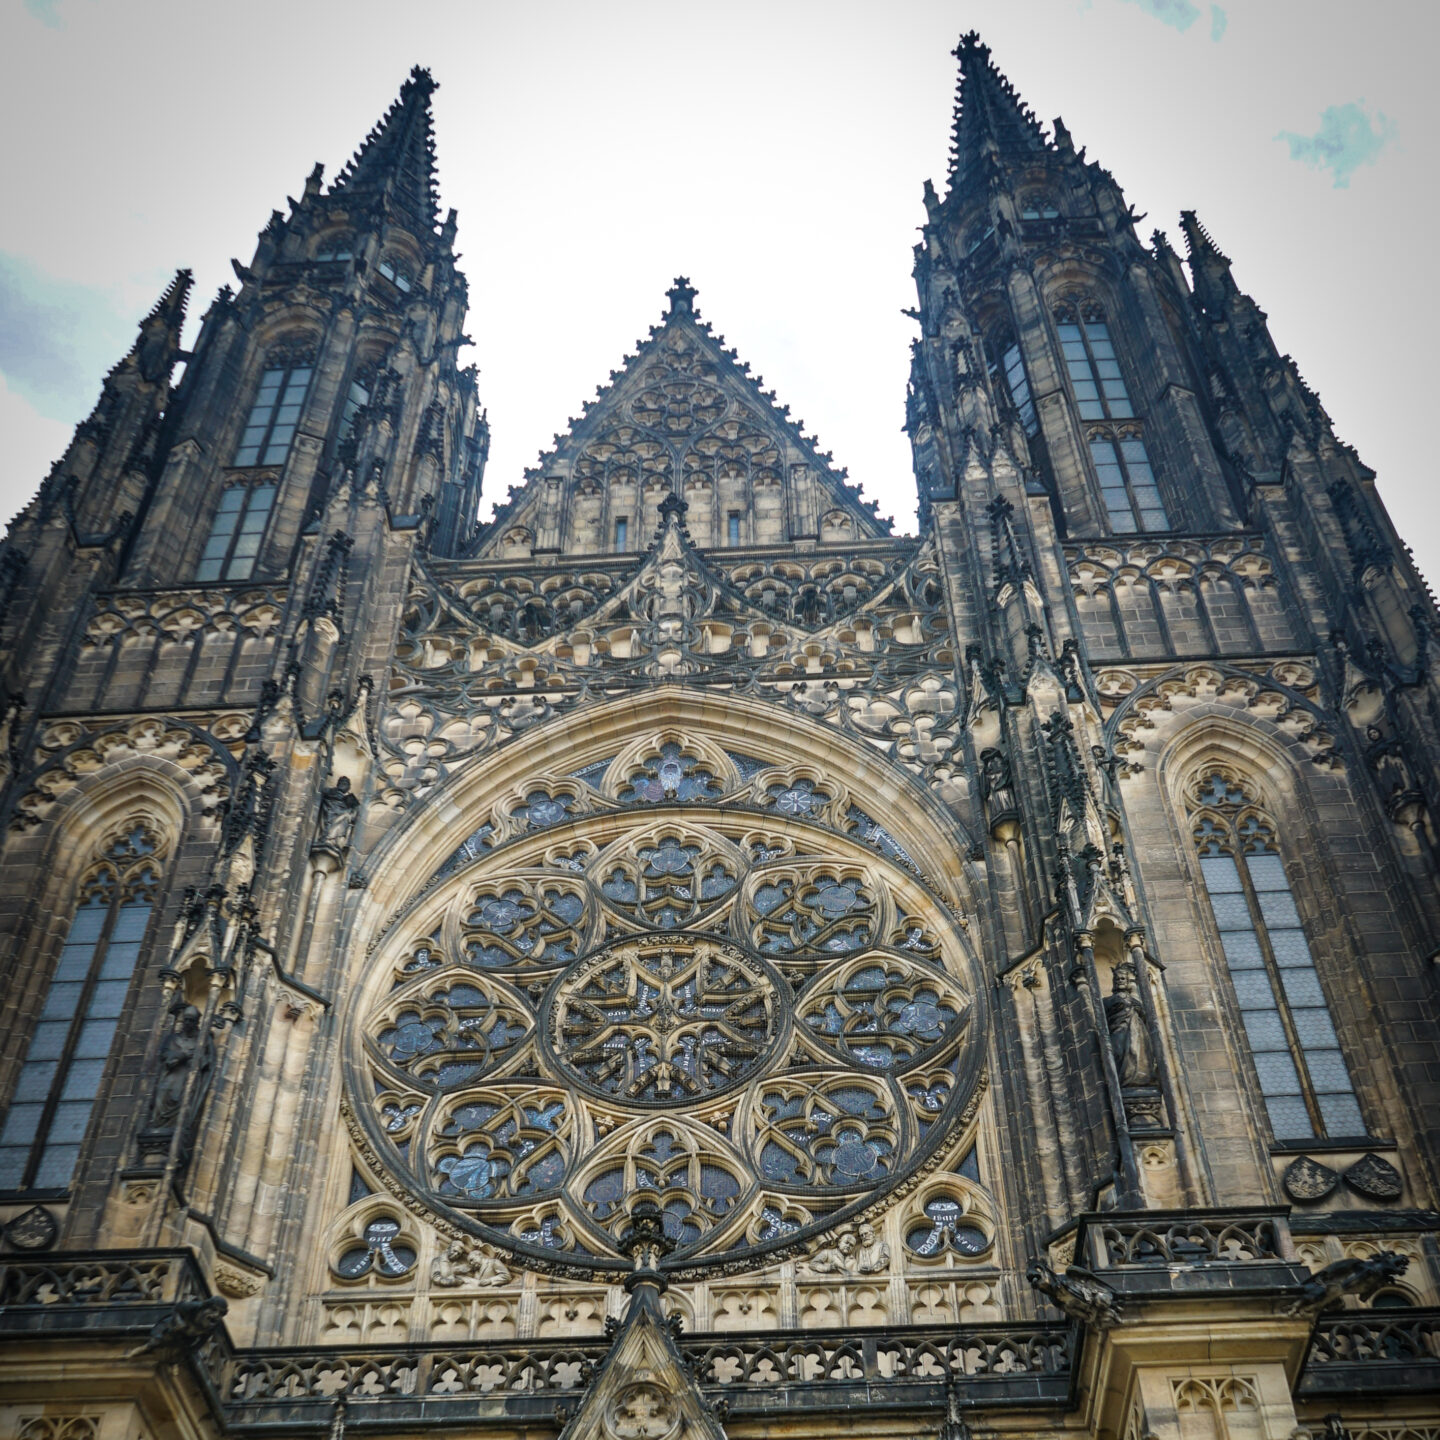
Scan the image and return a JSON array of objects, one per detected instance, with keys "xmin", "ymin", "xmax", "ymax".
[
  {"xmin": 948, "ymin": 32, "xmax": 1049, "ymax": 187},
  {"xmin": 329, "ymin": 66, "xmax": 441, "ymax": 234},
  {"xmin": 1179, "ymin": 210, "xmax": 1237, "ymax": 313},
  {"xmin": 130, "ymin": 268, "xmax": 193, "ymax": 384}
]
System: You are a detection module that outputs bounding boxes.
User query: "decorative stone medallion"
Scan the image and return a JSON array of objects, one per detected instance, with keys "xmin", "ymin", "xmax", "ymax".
[
  {"xmin": 1343, "ymin": 1152, "xmax": 1403, "ymax": 1201},
  {"xmin": 546, "ymin": 935, "xmax": 782, "ymax": 1104},
  {"xmin": 1282, "ymin": 1155, "xmax": 1339, "ymax": 1203}
]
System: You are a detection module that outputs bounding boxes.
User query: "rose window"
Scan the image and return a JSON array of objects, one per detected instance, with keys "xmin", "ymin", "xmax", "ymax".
[{"xmin": 350, "ymin": 747, "xmax": 986, "ymax": 1273}]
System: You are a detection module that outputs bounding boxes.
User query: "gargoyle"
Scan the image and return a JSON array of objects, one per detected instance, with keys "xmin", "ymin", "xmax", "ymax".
[
  {"xmin": 1281, "ymin": 1250, "xmax": 1410, "ymax": 1317},
  {"xmin": 126, "ymin": 1294, "xmax": 229, "ymax": 1359},
  {"xmin": 1026, "ymin": 1259, "xmax": 1124, "ymax": 1330}
]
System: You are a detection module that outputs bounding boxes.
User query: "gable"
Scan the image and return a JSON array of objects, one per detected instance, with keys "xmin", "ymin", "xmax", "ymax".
[{"xmin": 477, "ymin": 280, "xmax": 891, "ymax": 559}]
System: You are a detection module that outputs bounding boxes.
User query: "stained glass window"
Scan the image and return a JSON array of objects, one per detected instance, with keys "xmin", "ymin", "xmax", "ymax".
[
  {"xmin": 232, "ymin": 361, "xmax": 312, "ymax": 467},
  {"xmin": 0, "ymin": 825, "xmax": 161, "ymax": 1191},
  {"xmin": 1193, "ymin": 773, "xmax": 1365, "ymax": 1141},
  {"xmin": 1089, "ymin": 435, "xmax": 1169, "ymax": 533},
  {"xmin": 196, "ymin": 481, "xmax": 277, "ymax": 582}
]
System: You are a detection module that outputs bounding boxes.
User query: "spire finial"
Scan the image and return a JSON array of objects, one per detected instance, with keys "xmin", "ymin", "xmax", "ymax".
[
  {"xmin": 329, "ymin": 66, "xmax": 443, "ymax": 233},
  {"xmin": 1179, "ymin": 210, "xmax": 1231, "ymax": 266},
  {"xmin": 666, "ymin": 276, "xmax": 697, "ymax": 316},
  {"xmin": 947, "ymin": 32, "xmax": 1049, "ymax": 188}
]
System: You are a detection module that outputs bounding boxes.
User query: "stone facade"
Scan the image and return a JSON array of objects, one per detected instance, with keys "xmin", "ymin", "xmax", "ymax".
[{"xmin": 0, "ymin": 39, "xmax": 1436, "ymax": 1440}]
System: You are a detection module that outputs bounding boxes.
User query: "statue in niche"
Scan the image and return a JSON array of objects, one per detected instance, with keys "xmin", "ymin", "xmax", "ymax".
[
  {"xmin": 979, "ymin": 748, "xmax": 1017, "ymax": 817},
  {"xmin": 148, "ymin": 1003, "xmax": 214, "ymax": 1134},
  {"xmin": 1103, "ymin": 962, "xmax": 1157, "ymax": 1088},
  {"xmin": 432, "ymin": 1239, "xmax": 512, "ymax": 1288},
  {"xmin": 316, "ymin": 775, "xmax": 359, "ymax": 851}
]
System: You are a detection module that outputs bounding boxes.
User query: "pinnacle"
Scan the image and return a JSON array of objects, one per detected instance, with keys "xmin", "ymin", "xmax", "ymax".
[
  {"xmin": 666, "ymin": 276, "xmax": 698, "ymax": 316},
  {"xmin": 948, "ymin": 32, "xmax": 1048, "ymax": 187},
  {"xmin": 1179, "ymin": 210, "xmax": 1230, "ymax": 266},
  {"xmin": 144, "ymin": 268, "xmax": 193, "ymax": 326},
  {"xmin": 329, "ymin": 65, "xmax": 442, "ymax": 233}
]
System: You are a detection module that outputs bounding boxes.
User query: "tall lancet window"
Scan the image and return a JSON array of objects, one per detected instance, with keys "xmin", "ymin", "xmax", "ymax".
[
  {"xmin": 0, "ymin": 823, "xmax": 164, "ymax": 1190},
  {"xmin": 1055, "ymin": 302, "xmax": 1170, "ymax": 533},
  {"xmin": 232, "ymin": 351, "xmax": 314, "ymax": 467},
  {"xmin": 1191, "ymin": 772, "xmax": 1365, "ymax": 1141}
]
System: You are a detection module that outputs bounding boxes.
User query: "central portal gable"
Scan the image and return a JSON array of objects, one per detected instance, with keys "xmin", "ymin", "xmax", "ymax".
[{"xmin": 477, "ymin": 278, "xmax": 891, "ymax": 559}]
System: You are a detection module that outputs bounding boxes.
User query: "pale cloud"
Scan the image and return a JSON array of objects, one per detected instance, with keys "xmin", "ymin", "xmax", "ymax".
[
  {"xmin": 1277, "ymin": 102, "xmax": 1397, "ymax": 188},
  {"xmin": 23, "ymin": 0, "xmax": 62, "ymax": 27},
  {"xmin": 0, "ymin": 253, "xmax": 134, "ymax": 421},
  {"xmin": 1117, "ymin": 0, "xmax": 1201, "ymax": 34},
  {"xmin": 1209, "ymin": 5, "xmax": 1227, "ymax": 42},
  {"xmin": 0, "ymin": 375, "xmax": 71, "ymax": 520}
]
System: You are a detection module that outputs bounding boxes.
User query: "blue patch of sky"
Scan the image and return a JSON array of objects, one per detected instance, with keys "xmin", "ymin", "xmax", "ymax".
[
  {"xmin": 23, "ymin": 0, "xmax": 62, "ymax": 28},
  {"xmin": 0, "ymin": 253, "xmax": 137, "ymax": 420},
  {"xmin": 1276, "ymin": 103, "xmax": 1397, "ymax": 189},
  {"xmin": 1116, "ymin": 0, "xmax": 1227, "ymax": 41},
  {"xmin": 1209, "ymin": 5, "xmax": 1227, "ymax": 42}
]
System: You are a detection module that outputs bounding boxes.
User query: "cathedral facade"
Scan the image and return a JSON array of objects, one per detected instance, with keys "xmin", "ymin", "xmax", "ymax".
[{"xmin": 0, "ymin": 36, "xmax": 1437, "ymax": 1440}]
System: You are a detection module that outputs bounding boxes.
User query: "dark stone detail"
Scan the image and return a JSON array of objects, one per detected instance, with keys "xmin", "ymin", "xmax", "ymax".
[
  {"xmin": 1283, "ymin": 1155, "xmax": 1340, "ymax": 1203},
  {"xmin": 1343, "ymin": 1152, "xmax": 1404, "ymax": 1201},
  {"xmin": 1282, "ymin": 1250, "xmax": 1410, "ymax": 1317},
  {"xmin": 4, "ymin": 1205, "xmax": 57, "ymax": 1251}
]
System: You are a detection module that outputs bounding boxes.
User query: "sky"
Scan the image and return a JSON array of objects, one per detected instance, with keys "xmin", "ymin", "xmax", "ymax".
[{"xmin": 1, "ymin": 0, "xmax": 1434, "ymax": 585}]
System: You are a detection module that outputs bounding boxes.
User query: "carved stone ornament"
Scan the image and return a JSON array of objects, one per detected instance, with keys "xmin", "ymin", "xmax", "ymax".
[
  {"xmin": 213, "ymin": 1260, "xmax": 266, "ymax": 1299},
  {"xmin": 4, "ymin": 1204, "xmax": 58, "ymax": 1251},
  {"xmin": 605, "ymin": 1381, "xmax": 680, "ymax": 1440},
  {"xmin": 1343, "ymin": 1152, "xmax": 1403, "ymax": 1201},
  {"xmin": 1282, "ymin": 1155, "xmax": 1340, "ymax": 1203}
]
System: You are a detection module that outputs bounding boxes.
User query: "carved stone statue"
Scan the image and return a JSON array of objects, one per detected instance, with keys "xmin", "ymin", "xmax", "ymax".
[
  {"xmin": 805, "ymin": 1230, "xmax": 857, "ymax": 1275},
  {"xmin": 1026, "ymin": 1260, "xmax": 1124, "ymax": 1329},
  {"xmin": 317, "ymin": 775, "xmax": 359, "ymax": 850},
  {"xmin": 431, "ymin": 1239, "xmax": 512, "ymax": 1288},
  {"xmin": 1104, "ymin": 962, "xmax": 1157, "ymax": 1088},
  {"xmin": 979, "ymin": 748, "xmax": 1017, "ymax": 816},
  {"xmin": 148, "ymin": 1004, "xmax": 213, "ymax": 1133},
  {"xmin": 853, "ymin": 1221, "xmax": 891, "ymax": 1275},
  {"xmin": 126, "ymin": 1294, "xmax": 228, "ymax": 1358},
  {"xmin": 1281, "ymin": 1250, "xmax": 1410, "ymax": 1317}
]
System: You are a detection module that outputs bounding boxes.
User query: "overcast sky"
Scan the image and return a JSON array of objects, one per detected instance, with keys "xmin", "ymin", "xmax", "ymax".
[{"xmin": 1, "ymin": 0, "xmax": 1434, "ymax": 586}]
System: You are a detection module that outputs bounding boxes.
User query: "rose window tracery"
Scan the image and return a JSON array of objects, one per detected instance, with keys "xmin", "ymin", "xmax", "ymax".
[{"xmin": 349, "ymin": 752, "xmax": 985, "ymax": 1272}]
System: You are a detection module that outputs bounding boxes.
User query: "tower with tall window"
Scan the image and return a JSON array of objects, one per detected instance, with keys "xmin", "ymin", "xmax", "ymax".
[{"xmin": 0, "ymin": 36, "xmax": 1436, "ymax": 1440}]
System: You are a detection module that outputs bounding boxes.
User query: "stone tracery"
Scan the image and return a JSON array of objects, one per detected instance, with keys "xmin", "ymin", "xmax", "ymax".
[{"xmin": 349, "ymin": 763, "xmax": 985, "ymax": 1271}]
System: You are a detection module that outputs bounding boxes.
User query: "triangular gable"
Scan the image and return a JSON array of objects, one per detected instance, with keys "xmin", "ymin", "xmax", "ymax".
[
  {"xmin": 478, "ymin": 279, "xmax": 891, "ymax": 559},
  {"xmin": 558, "ymin": 1280, "xmax": 726, "ymax": 1440}
]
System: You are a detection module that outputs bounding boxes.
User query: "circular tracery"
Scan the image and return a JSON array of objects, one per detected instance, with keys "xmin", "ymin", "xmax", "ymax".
[{"xmin": 349, "ymin": 744, "xmax": 985, "ymax": 1273}]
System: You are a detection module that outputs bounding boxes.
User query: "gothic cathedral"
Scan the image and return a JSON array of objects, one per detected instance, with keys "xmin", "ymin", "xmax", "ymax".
[{"xmin": 0, "ymin": 37, "xmax": 1436, "ymax": 1440}]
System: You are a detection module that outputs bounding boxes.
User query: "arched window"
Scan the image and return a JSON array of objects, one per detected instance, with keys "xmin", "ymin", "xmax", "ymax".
[
  {"xmin": 196, "ymin": 479, "xmax": 276, "ymax": 582},
  {"xmin": 1020, "ymin": 195, "xmax": 1060, "ymax": 220},
  {"xmin": 377, "ymin": 256, "xmax": 413, "ymax": 293},
  {"xmin": 232, "ymin": 349, "xmax": 314, "ymax": 467},
  {"xmin": 988, "ymin": 335, "xmax": 1038, "ymax": 436},
  {"xmin": 0, "ymin": 823, "xmax": 165, "ymax": 1190},
  {"xmin": 1191, "ymin": 772, "xmax": 1365, "ymax": 1141},
  {"xmin": 313, "ymin": 233, "xmax": 354, "ymax": 262},
  {"xmin": 1056, "ymin": 303, "xmax": 1169, "ymax": 533}
]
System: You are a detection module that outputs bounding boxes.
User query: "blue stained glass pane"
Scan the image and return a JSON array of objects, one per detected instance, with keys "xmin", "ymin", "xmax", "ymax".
[
  {"xmin": 226, "ymin": 556, "xmax": 256, "ymax": 580},
  {"xmin": 1221, "ymin": 931, "xmax": 1265, "ymax": 969},
  {"xmin": 1207, "ymin": 893, "xmax": 1253, "ymax": 930},
  {"xmin": 0, "ymin": 1103, "xmax": 44, "ymax": 1146},
  {"xmin": 1231, "ymin": 971, "xmax": 1279, "ymax": 1009},
  {"xmin": 1201, "ymin": 856, "xmax": 1244, "ymax": 892},
  {"xmin": 1305, "ymin": 1049, "xmax": 1354, "ymax": 1092},
  {"xmin": 40, "ymin": 982, "xmax": 84, "ymax": 1021},
  {"xmin": 231, "ymin": 533, "xmax": 261, "ymax": 559},
  {"xmin": 1279, "ymin": 968, "xmax": 1325, "ymax": 1008},
  {"xmin": 111, "ymin": 906, "xmax": 151, "ymax": 942},
  {"xmin": 232, "ymin": 447, "xmax": 259, "ymax": 467},
  {"xmin": 1139, "ymin": 511, "xmax": 1169, "ymax": 532},
  {"xmin": 72, "ymin": 1019, "xmax": 117, "ymax": 1059},
  {"xmin": 1265, "ymin": 1094, "xmax": 1314, "ymax": 1140},
  {"xmin": 217, "ymin": 487, "xmax": 246, "ymax": 512},
  {"xmin": 56, "ymin": 945, "xmax": 97, "ymax": 982},
  {"xmin": 1253, "ymin": 1051, "xmax": 1303, "ymax": 1094},
  {"xmin": 1257, "ymin": 890, "xmax": 1301, "ymax": 930},
  {"xmin": 0, "ymin": 1147, "xmax": 29, "ymax": 1188},
  {"xmin": 45, "ymin": 1100, "xmax": 93, "ymax": 1144},
  {"xmin": 196, "ymin": 559, "xmax": 222, "ymax": 581},
  {"xmin": 12, "ymin": 1062, "xmax": 58, "ymax": 1103},
  {"xmin": 1242, "ymin": 1010, "xmax": 1288, "ymax": 1050},
  {"xmin": 86, "ymin": 981, "xmax": 130, "ymax": 1020},
  {"xmin": 100, "ymin": 942, "xmax": 141, "ymax": 979},
  {"xmin": 60, "ymin": 1059, "xmax": 105, "ymax": 1100},
  {"xmin": 28, "ymin": 1021, "xmax": 70, "ymax": 1061},
  {"xmin": 1268, "ymin": 929, "xmax": 1313, "ymax": 966},
  {"xmin": 1107, "ymin": 397, "xmax": 1135, "ymax": 418},
  {"xmin": 1290, "ymin": 1007, "xmax": 1338, "ymax": 1049},
  {"xmin": 1317, "ymin": 1092, "xmax": 1365, "ymax": 1136},
  {"xmin": 66, "ymin": 909, "xmax": 107, "ymax": 944},
  {"xmin": 33, "ymin": 1144, "xmax": 80, "ymax": 1189},
  {"xmin": 1245, "ymin": 855, "xmax": 1287, "ymax": 890}
]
